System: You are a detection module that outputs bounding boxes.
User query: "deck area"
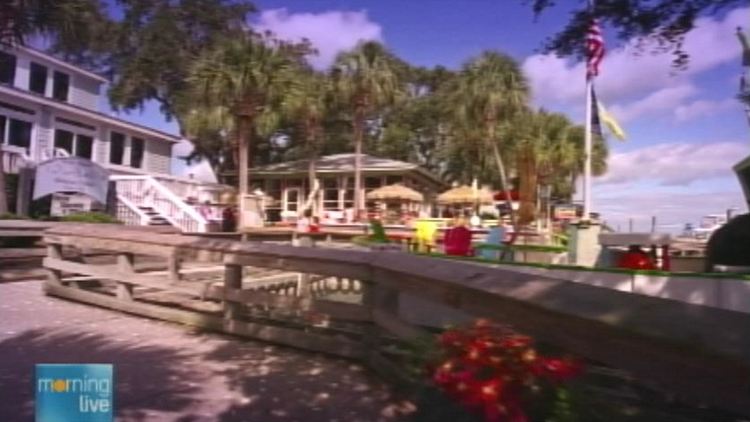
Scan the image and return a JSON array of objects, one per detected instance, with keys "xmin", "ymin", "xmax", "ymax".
[{"xmin": 0, "ymin": 280, "xmax": 410, "ymax": 422}]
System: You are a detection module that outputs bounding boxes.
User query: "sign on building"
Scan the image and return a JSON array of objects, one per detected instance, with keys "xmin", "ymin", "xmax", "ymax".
[
  {"xmin": 553, "ymin": 204, "xmax": 579, "ymax": 220},
  {"xmin": 33, "ymin": 157, "xmax": 110, "ymax": 203},
  {"xmin": 50, "ymin": 193, "xmax": 104, "ymax": 216}
]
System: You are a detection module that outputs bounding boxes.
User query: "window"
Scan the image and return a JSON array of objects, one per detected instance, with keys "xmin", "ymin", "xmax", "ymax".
[
  {"xmin": 130, "ymin": 137, "xmax": 144, "ymax": 168},
  {"xmin": 8, "ymin": 119, "xmax": 32, "ymax": 150},
  {"xmin": 109, "ymin": 132, "xmax": 125, "ymax": 165},
  {"xmin": 265, "ymin": 179, "xmax": 281, "ymax": 207},
  {"xmin": 52, "ymin": 71, "xmax": 70, "ymax": 101},
  {"xmin": 29, "ymin": 62, "xmax": 47, "ymax": 95},
  {"xmin": 386, "ymin": 175, "xmax": 402, "ymax": 185},
  {"xmin": 75, "ymin": 134, "xmax": 93, "ymax": 159},
  {"xmin": 321, "ymin": 178, "xmax": 339, "ymax": 210},
  {"xmin": 0, "ymin": 52, "xmax": 16, "ymax": 85},
  {"xmin": 285, "ymin": 189, "xmax": 299, "ymax": 212},
  {"xmin": 54, "ymin": 129, "xmax": 74, "ymax": 155},
  {"xmin": 0, "ymin": 116, "xmax": 5, "ymax": 143},
  {"xmin": 343, "ymin": 190, "xmax": 354, "ymax": 209},
  {"xmin": 365, "ymin": 176, "xmax": 382, "ymax": 191}
]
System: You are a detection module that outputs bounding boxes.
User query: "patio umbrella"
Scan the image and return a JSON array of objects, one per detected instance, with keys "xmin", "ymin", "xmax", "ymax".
[
  {"xmin": 366, "ymin": 184, "xmax": 424, "ymax": 202},
  {"xmin": 437, "ymin": 185, "xmax": 494, "ymax": 205}
]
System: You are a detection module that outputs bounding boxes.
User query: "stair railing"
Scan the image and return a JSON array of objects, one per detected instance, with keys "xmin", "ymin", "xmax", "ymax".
[{"xmin": 111, "ymin": 175, "xmax": 208, "ymax": 232}]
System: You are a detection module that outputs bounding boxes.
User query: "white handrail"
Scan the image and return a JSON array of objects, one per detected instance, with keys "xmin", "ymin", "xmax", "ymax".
[
  {"xmin": 144, "ymin": 176, "xmax": 208, "ymax": 232},
  {"xmin": 110, "ymin": 175, "xmax": 208, "ymax": 232},
  {"xmin": 116, "ymin": 194, "xmax": 150, "ymax": 226}
]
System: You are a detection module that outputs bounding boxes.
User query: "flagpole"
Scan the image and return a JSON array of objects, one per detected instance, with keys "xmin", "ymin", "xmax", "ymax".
[
  {"xmin": 583, "ymin": 0, "xmax": 595, "ymax": 221},
  {"xmin": 583, "ymin": 76, "xmax": 593, "ymax": 220}
]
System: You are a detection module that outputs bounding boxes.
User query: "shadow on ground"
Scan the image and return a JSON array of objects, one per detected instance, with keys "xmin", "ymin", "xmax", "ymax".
[
  {"xmin": 0, "ymin": 328, "xmax": 202, "ymax": 421},
  {"xmin": 201, "ymin": 341, "xmax": 410, "ymax": 422},
  {"xmin": 0, "ymin": 324, "xmax": 410, "ymax": 422}
]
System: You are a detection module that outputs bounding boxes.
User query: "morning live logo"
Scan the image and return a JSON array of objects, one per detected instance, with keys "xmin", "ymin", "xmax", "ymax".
[{"xmin": 36, "ymin": 364, "xmax": 113, "ymax": 422}]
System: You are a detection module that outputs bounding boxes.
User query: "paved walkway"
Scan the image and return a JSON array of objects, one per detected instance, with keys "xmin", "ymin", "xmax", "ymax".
[{"xmin": 0, "ymin": 281, "xmax": 412, "ymax": 422}]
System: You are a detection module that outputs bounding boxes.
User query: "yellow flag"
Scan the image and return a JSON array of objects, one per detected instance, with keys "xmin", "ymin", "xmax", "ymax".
[{"xmin": 598, "ymin": 102, "xmax": 626, "ymax": 141}]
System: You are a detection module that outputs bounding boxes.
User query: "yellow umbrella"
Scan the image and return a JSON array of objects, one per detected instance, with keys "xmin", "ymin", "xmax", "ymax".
[
  {"xmin": 437, "ymin": 185, "xmax": 493, "ymax": 205},
  {"xmin": 366, "ymin": 184, "xmax": 424, "ymax": 202}
]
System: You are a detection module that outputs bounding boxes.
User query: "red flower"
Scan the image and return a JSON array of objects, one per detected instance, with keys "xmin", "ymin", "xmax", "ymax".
[
  {"xmin": 536, "ymin": 358, "xmax": 582, "ymax": 382},
  {"xmin": 477, "ymin": 379, "xmax": 503, "ymax": 403},
  {"xmin": 500, "ymin": 335, "xmax": 532, "ymax": 349},
  {"xmin": 439, "ymin": 329, "xmax": 467, "ymax": 349},
  {"xmin": 430, "ymin": 321, "xmax": 583, "ymax": 422}
]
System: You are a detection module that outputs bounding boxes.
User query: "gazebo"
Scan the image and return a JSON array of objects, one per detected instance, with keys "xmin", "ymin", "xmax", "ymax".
[
  {"xmin": 366, "ymin": 184, "xmax": 424, "ymax": 223},
  {"xmin": 437, "ymin": 185, "xmax": 494, "ymax": 218}
]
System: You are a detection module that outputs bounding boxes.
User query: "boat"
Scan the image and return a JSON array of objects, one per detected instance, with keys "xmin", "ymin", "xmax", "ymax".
[{"xmin": 686, "ymin": 214, "xmax": 729, "ymax": 239}]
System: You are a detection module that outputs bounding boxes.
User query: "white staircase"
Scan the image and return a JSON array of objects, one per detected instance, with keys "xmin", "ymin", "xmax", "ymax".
[{"xmin": 111, "ymin": 175, "xmax": 208, "ymax": 232}]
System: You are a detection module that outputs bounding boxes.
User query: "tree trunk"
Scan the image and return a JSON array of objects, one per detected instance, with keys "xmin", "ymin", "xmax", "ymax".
[
  {"xmin": 237, "ymin": 116, "xmax": 250, "ymax": 196},
  {"xmin": 352, "ymin": 103, "xmax": 365, "ymax": 221},
  {"xmin": 0, "ymin": 149, "xmax": 7, "ymax": 214},
  {"xmin": 305, "ymin": 120, "xmax": 319, "ymax": 216},
  {"xmin": 490, "ymin": 140, "xmax": 517, "ymax": 231},
  {"xmin": 518, "ymin": 146, "xmax": 537, "ymax": 225}
]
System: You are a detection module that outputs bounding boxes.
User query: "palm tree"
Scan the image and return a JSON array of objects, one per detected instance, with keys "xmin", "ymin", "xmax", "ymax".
[
  {"xmin": 452, "ymin": 51, "xmax": 530, "ymax": 227},
  {"xmin": 180, "ymin": 104, "xmax": 236, "ymax": 177},
  {"xmin": 332, "ymin": 41, "xmax": 402, "ymax": 218},
  {"xmin": 188, "ymin": 33, "xmax": 300, "ymax": 201},
  {"xmin": 510, "ymin": 110, "xmax": 575, "ymax": 224},
  {"xmin": 282, "ymin": 69, "xmax": 331, "ymax": 216},
  {"xmin": 533, "ymin": 117, "xmax": 608, "ymax": 204}
]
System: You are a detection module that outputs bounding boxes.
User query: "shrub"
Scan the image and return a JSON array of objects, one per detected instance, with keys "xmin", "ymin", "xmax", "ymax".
[
  {"xmin": 0, "ymin": 213, "xmax": 29, "ymax": 220},
  {"xmin": 368, "ymin": 219, "xmax": 390, "ymax": 243},
  {"xmin": 59, "ymin": 212, "xmax": 121, "ymax": 224}
]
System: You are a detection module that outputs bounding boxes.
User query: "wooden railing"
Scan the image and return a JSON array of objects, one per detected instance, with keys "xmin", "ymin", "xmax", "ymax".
[
  {"xmin": 111, "ymin": 175, "xmax": 207, "ymax": 232},
  {"xmin": 42, "ymin": 225, "xmax": 750, "ymax": 416}
]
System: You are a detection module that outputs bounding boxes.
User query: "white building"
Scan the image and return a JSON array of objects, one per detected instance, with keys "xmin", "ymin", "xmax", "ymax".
[{"xmin": 0, "ymin": 46, "xmax": 229, "ymax": 232}]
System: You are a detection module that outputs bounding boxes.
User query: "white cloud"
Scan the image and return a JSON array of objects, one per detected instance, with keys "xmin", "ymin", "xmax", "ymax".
[
  {"xmin": 256, "ymin": 9, "xmax": 383, "ymax": 70},
  {"xmin": 596, "ymin": 141, "xmax": 747, "ymax": 186},
  {"xmin": 594, "ymin": 190, "xmax": 745, "ymax": 232},
  {"xmin": 674, "ymin": 98, "xmax": 737, "ymax": 122},
  {"xmin": 523, "ymin": 7, "xmax": 749, "ymax": 107},
  {"xmin": 610, "ymin": 84, "xmax": 697, "ymax": 122}
]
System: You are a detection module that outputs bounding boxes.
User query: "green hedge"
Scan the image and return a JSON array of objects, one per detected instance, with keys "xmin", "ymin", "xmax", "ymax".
[
  {"xmin": 58, "ymin": 212, "xmax": 122, "ymax": 224},
  {"xmin": 0, "ymin": 213, "xmax": 30, "ymax": 220},
  {"xmin": 473, "ymin": 243, "xmax": 568, "ymax": 253}
]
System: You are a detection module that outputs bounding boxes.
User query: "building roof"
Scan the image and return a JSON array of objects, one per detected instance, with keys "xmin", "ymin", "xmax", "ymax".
[
  {"xmin": 0, "ymin": 84, "xmax": 181, "ymax": 143},
  {"xmin": 15, "ymin": 46, "xmax": 109, "ymax": 83},
  {"xmin": 250, "ymin": 153, "xmax": 444, "ymax": 186}
]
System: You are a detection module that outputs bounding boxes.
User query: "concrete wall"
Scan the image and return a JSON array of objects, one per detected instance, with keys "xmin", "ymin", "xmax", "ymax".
[{"xmin": 480, "ymin": 262, "xmax": 750, "ymax": 314}]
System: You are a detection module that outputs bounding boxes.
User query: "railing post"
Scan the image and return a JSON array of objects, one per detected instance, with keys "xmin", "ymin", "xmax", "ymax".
[
  {"xmin": 46, "ymin": 244, "xmax": 63, "ymax": 285},
  {"xmin": 168, "ymin": 252, "xmax": 181, "ymax": 283},
  {"xmin": 361, "ymin": 280, "xmax": 380, "ymax": 355},
  {"xmin": 116, "ymin": 253, "xmax": 135, "ymax": 301},
  {"xmin": 224, "ymin": 264, "xmax": 243, "ymax": 320},
  {"xmin": 296, "ymin": 273, "xmax": 312, "ymax": 301}
]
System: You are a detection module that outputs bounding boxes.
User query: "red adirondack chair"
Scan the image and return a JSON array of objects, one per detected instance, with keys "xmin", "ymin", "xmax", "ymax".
[{"xmin": 444, "ymin": 226, "xmax": 474, "ymax": 256}]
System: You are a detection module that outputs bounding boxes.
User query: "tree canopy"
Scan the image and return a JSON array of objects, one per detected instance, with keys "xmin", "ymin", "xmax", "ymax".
[{"xmin": 529, "ymin": 0, "xmax": 745, "ymax": 68}]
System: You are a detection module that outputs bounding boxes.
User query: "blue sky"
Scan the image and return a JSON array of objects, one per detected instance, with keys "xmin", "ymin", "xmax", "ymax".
[{"xmin": 108, "ymin": 1, "xmax": 750, "ymax": 232}]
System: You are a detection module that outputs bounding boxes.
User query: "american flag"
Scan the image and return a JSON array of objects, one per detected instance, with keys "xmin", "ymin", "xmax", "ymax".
[{"xmin": 586, "ymin": 19, "xmax": 605, "ymax": 78}]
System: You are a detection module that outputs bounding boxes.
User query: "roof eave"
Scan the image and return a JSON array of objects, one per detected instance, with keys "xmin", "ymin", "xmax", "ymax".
[
  {"xmin": 0, "ymin": 85, "xmax": 181, "ymax": 142},
  {"xmin": 17, "ymin": 46, "xmax": 109, "ymax": 83}
]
